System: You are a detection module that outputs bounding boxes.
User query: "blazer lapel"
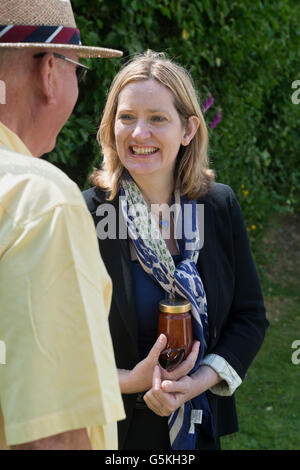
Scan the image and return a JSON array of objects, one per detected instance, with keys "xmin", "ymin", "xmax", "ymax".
[
  {"xmin": 197, "ymin": 198, "xmax": 218, "ymax": 348},
  {"xmin": 92, "ymin": 191, "xmax": 139, "ymax": 347}
]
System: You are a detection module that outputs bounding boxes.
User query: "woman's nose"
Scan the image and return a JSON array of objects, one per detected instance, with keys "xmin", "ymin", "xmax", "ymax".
[{"xmin": 131, "ymin": 120, "xmax": 151, "ymax": 140}]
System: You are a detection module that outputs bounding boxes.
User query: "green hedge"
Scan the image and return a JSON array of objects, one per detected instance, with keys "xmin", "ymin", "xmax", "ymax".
[{"xmin": 46, "ymin": 0, "xmax": 300, "ymax": 239}]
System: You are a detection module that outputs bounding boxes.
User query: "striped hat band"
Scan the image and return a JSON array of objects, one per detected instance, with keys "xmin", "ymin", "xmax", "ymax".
[
  {"xmin": 0, "ymin": 25, "xmax": 81, "ymax": 45},
  {"xmin": 0, "ymin": 0, "xmax": 122, "ymax": 58}
]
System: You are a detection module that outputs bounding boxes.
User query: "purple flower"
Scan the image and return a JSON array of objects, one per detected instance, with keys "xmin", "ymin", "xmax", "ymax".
[
  {"xmin": 203, "ymin": 95, "xmax": 214, "ymax": 113},
  {"xmin": 210, "ymin": 111, "xmax": 222, "ymax": 129}
]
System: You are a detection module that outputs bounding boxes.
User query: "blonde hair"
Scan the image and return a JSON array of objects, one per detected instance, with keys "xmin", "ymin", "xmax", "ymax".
[{"xmin": 90, "ymin": 50, "xmax": 215, "ymax": 200}]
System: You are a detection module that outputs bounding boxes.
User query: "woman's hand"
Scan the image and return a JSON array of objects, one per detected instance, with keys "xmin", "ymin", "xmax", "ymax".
[
  {"xmin": 159, "ymin": 340, "xmax": 200, "ymax": 382},
  {"xmin": 143, "ymin": 363, "xmax": 222, "ymax": 417},
  {"xmin": 118, "ymin": 334, "xmax": 168, "ymax": 394},
  {"xmin": 143, "ymin": 365, "xmax": 195, "ymax": 416},
  {"xmin": 118, "ymin": 337, "xmax": 200, "ymax": 395}
]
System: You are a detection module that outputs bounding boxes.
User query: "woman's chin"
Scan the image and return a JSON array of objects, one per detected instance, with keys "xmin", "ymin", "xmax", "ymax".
[{"xmin": 125, "ymin": 161, "xmax": 160, "ymax": 178}]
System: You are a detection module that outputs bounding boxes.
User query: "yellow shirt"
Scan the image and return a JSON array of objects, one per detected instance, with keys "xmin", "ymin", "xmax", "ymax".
[{"xmin": 0, "ymin": 122, "xmax": 125, "ymax": 449}]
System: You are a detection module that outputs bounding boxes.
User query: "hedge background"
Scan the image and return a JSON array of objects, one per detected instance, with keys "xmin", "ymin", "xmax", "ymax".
[{"xmin": 46, "ymin": 0, "xmax": 300, "ymax": 239}]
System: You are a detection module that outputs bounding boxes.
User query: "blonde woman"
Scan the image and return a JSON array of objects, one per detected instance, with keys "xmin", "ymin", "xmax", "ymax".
[{"xmin": 83, "ymin": 51, "xmax": 268, "ymax": 450}]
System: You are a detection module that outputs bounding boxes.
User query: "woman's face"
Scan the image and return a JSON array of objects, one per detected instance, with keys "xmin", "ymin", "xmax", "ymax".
[{"xmin": 114, "ymin": 79, "xmax": 187, "ymax": 181}]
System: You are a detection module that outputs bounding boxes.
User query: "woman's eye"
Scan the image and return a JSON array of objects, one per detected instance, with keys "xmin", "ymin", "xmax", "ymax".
[
  {"xmin": 119, "ymin": 114, "xmax": 134, "ymax": 121},
  {"xmin": 151, "ymin": 115, "xmax": 166, "ymax": 123}
]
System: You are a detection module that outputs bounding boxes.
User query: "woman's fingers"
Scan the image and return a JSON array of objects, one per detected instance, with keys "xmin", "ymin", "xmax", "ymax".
[
  {"xmin": 180, "ymin": 340, "xmax": 200, "ymax": 370},
  {"xmin": 144, "ymin": 391, "xmax": 165, "ymax": 416},
  {"xmin": 144, "ymin": 366, "xmax": 172, "ymax": 416},
  {"xmin": 148, "ymin": 334, "xmax": 167, "ymax": 364},
  {"xmin": 144, "ymin": 367, "xmax": 193, "ymax": 416},
  {"xmin": 161, "ymin": 377, "xmax": 190, "ymax": 394},
  {"xmin": 161, "ymin": 340, "xmax": 200, "ymax": 380},
  {"xmin": 152, "ymin": 365, "xmax": 162, "ymax": 390}
]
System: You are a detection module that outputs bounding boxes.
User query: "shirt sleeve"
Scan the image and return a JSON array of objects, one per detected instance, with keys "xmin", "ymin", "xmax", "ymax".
[
  {"xmin": 201, "ymin": 353, "xmax": 242, "ymax": 396},
  {"xmin": 0, "ymin": 201, "xmax": 125, "ymax": 447}
]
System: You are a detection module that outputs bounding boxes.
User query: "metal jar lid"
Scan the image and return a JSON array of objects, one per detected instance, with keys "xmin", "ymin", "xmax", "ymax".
[{"xmin": 159, "ymin": 299, "xmax": 191, "ymax": 314}]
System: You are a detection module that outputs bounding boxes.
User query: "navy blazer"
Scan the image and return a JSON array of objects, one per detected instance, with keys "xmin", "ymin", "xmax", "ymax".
[{"xmin": 83, "ymin": 183, "xmax": 268, "ymax": 448}]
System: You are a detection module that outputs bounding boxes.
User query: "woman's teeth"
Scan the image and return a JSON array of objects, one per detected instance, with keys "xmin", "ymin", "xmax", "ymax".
[{"xmin": 131, "ymin": 146, "xmax": 159, "ymax": 155}]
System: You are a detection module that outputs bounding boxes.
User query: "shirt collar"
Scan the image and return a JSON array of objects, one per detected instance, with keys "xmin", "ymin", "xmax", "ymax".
[{"xmin": 0, "ymin": 121, "xmax": 32, "ymax": 156}]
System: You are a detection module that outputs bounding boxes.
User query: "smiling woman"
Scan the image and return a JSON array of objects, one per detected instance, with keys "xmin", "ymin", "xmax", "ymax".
[{"xmin": 83, "ymin": 50, "xmax": 268, "ymax": 451}]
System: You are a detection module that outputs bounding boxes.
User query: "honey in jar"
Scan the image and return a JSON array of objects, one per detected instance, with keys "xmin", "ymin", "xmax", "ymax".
[{"xmin": 158, "ymin": 298, "xmax": 193, "ymax": 371}]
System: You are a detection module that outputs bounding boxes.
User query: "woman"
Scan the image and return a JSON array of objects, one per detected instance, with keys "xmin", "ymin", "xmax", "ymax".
[{"xmin": 83, "ymin": 50, "xmax": 268, "ymax": 450}]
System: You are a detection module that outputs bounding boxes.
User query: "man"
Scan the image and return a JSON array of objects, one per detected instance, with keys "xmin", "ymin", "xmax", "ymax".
[{"xmin": 0, "ymin": 0, "xmax": 125, "ymax": 450}]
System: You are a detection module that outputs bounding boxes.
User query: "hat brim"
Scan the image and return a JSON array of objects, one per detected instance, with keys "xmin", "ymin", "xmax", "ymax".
[{"xmin": 0, "ymin": 42, "xmax": 123, "ymax": 58}]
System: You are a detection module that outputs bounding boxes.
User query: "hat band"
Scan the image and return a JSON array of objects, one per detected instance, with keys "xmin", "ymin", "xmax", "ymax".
[{"xmin": 0, "ymin": 25, "xmax": 81, "ymax": 45}]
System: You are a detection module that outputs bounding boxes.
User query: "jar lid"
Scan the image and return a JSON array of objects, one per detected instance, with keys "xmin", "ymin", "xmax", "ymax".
[{"xmin": 159, "ymin": 299, "xmax": 191, "ymax": 314}]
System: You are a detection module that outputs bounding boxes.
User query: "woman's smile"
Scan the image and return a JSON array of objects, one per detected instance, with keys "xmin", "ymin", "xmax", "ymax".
[
  {"xmin": 129, "ymin": 145, "xmax": 160, "ymax": 157},
  {"xmin": 129, "ymin": 145, "xmax": 159, "ymax": 158}
]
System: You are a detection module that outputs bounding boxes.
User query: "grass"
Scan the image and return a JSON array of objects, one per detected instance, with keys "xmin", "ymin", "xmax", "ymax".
[{"xmin": 221, "ymin": 211, "xmax": 300, "ymax": 450}]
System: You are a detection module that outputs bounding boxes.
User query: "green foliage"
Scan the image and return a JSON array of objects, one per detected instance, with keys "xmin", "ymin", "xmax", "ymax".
[
  {"xmin": 222, "ymin": 300, "xmax": 300, "ymax": 450},
  {"xmin": 222, "ymin": 212, "xmax": 300, "ymax": 449},
  {"xmin": 46, "ymin": 0, "xmax": 300, "ymax": 235}
]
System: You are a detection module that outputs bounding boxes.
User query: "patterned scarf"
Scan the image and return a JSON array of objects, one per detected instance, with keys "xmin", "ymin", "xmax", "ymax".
[{"xmin": 120, "ymin": 174, "xmax": 215, "ymax": 450}]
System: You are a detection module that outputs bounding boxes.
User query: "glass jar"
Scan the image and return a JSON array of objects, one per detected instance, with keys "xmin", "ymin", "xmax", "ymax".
[{"xmin": 158, "ymin": 298, "xmax": 193, "ymax": 371}]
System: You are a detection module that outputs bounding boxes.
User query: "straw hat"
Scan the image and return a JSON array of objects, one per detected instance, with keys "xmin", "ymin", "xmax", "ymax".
[{"xmin": 0, "ymin": 0, "xmax": 122, "ymax": 58}]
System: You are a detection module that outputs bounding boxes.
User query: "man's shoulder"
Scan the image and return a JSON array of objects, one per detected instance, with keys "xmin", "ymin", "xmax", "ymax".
[{"xmin": 0, "ymin": 147, "xmax": 84, "ymax": 223}]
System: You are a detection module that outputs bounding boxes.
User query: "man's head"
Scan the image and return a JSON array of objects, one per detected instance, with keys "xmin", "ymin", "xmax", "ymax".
[
  {"xmin": 0, "ymin": 47, "xmax": 81, "ymax": 155},
  {"xmin": 0, "ymin": 0, "xmax": 122, "ymax": 156}
]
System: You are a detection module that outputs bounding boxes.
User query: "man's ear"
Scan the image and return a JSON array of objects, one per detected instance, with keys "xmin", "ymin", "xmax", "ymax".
[
  {"xmin": 181, "ymin": 115, "xmax": 200, "ymax": 146},
  {"xmin": 37, "ymin": 53, "xmax": 57, "ymax": 105}
]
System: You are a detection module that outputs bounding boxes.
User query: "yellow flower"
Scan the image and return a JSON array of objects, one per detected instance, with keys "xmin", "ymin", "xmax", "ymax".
[
  {"xmin": 251, "ymin": 225, "xmax": 257, "ymax": 230},
  {"xmin": 182, "ymin": 29, "xmax": 189, "ymax": 40},
  {"xmin": 242, "ymin": 190, "xmax": 249, "ymax": 197},
  {"xmin": 241, "ymin": 184, "xmax": 245, "ymax": 189}
]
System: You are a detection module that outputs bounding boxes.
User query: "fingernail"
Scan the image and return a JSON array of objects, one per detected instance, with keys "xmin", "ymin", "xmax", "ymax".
[{"xmin": 163, "ymin": 380, "xmax": 171, "ymax": 387}]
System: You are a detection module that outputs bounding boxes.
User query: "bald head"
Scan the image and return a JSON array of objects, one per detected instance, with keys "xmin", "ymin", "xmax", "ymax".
[
  {"xmin": 0, "ymin": 49, "xmax": 27, "ymax": 72},
  {"xmin": 0, "ymin": 49, "xmax": 36, "ymax": 98}
]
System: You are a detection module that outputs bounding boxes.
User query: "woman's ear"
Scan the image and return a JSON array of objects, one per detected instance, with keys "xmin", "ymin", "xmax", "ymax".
[{"xmin": 181, "ymin": 115, "xmax": 200, "ymax": 146}]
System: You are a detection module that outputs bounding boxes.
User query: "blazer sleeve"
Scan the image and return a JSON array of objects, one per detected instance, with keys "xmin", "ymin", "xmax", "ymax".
[{"xmin": 209, "ymin": 187, "xmax": 269, "ymax": 380}]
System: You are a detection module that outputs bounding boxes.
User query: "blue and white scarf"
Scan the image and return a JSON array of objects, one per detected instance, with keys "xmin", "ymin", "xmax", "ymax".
[{"xmin": 120, "ymin": 175, "xmax": 215, "ymax": 450}]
